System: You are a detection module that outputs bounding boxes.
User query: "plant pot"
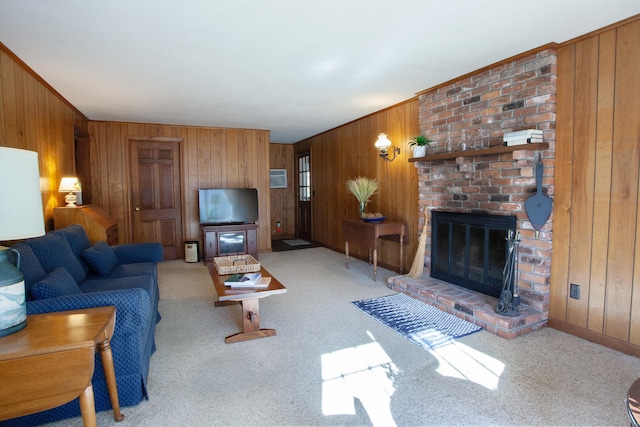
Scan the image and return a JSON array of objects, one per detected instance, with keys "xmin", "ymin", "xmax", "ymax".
[{"xmin": 412, "ymin": 146, "xmax": 427, "ymax": 158}]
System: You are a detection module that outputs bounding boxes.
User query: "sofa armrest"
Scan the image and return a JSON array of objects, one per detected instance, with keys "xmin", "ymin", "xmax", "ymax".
[
  {"xmin": 26, "ymin": 288, "xmax": 151, "ymax": 335},
  {"xmin": 112, "ymin": 243, "xmax": 164, "ymax": 264}
]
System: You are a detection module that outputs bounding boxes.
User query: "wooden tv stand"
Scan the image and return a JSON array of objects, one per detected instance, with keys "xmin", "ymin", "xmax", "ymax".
[{"xmin": 201, "ymin": 223, "xmax": 258, "ymax": 263}]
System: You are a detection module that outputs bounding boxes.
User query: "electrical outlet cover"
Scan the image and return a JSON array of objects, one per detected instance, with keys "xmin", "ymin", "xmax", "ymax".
[{"xmin": 570, "ymin": 284, "xmax": 580, "ymax": 299}]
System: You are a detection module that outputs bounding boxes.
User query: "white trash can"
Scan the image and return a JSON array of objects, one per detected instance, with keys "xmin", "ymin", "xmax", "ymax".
[{"xmin": 185, "ymin": 241, "xmax": 199, "ymax": 263}]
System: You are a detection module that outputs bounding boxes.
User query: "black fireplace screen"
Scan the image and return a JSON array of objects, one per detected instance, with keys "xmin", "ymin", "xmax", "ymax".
[{"xmin": 431, "ymin": 211, "xmax": 516, "ymax": 298}]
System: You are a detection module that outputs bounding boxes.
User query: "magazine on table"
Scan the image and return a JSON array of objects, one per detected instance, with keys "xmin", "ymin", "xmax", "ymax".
[{"xmin": 224, "ymin": 273, "xmax": 270, "ymax": 288}]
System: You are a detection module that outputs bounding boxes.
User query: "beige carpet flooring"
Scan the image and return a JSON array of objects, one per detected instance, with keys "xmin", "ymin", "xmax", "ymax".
[{"xmin": 45, "ymin": 247, "xmax": 640, "ymax": 426}]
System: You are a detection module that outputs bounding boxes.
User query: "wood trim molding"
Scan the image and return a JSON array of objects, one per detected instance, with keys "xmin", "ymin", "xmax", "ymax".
[
  {"xmin": 0, "ymin": 42, "xmax": 88, "ymax": 121},
  {"xmin": 414, "ymin": 14, "xmax": 640, "ymax": 99},
  {"xmin": 295, "ymin": 97, "xmax": 419, "ymax": 143},
  {"xmin": 548, "ymin": 318, "xmax": 640, "ymax": 358},
  {"xmin": 92, "ymin": 119, "xmax": 268, "ymax": 134},
  {"xmin": 416, "ymin": 43, "xmax": 560, "ymax": 96},
  {"xmin": 560, "ymin": 13, "xmax": 640, "ymax": 46}
]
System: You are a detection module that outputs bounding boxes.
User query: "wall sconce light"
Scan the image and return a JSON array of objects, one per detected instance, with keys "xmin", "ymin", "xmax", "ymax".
[
  {"xmin": 58, "ymin": 177, "xmax": 81, "ymax": 207},
  {"xmin": 374, "ymin": 133, "xmax": 400, "ymax": 162}
]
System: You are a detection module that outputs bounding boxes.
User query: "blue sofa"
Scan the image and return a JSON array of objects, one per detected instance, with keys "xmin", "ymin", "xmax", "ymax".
[{"xmin": 2, "ymin": 224, "xmax": 163, "ymax": 426}]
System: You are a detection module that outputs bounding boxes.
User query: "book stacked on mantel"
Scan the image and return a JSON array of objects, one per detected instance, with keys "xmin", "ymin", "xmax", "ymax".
[
  {"xmin": 224, "ymin": 272, "xmax": 271, "ymax": 288},
  {"xmin": 503, "ymin": 129, "xmax": 543, "ymax": 146}
]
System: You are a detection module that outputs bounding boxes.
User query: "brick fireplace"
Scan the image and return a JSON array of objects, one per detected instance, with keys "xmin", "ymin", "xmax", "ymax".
[{"xmin": 388, "ymin": 47, "xmax": 556, "ymax": 338}]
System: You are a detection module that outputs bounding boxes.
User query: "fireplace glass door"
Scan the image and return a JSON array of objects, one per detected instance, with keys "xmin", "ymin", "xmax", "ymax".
[{"xmin": 432, "ymin": 212, "xmax": 516, "ymax": 298}]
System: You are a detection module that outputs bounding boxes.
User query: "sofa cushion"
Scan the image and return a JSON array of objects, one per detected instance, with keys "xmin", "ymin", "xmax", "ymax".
[
  {"xmin": 79, "ymin": 274, "xmax": 155, "ymax": 298},
  {"xmin": 82, "ymin": 241, "xmax": 119, "ymax": 276},
  {"xmin": 57, "ymin": 224, "xmax": 93, "ymax": 275},
  {"xmin": 57, "ymin": 224, "xmax": 92, "ymax": 253},
  {"xmin": 30, "ymin": 267, "xmax": 82, "ymax": 300},
  {"xmin": 112, "ymin": 243, "xmax": 164, "ymax": 264},
  {"xmin": 7, "ymin": 242, "xmax": 47, "ymax": 293},
  {"xmin": 87, "ymin": 262, "xmax": 157, "ymax": 282},
  {"xmin": 26, "ymin": 231, "xmax": 87, "ymax": 284}
]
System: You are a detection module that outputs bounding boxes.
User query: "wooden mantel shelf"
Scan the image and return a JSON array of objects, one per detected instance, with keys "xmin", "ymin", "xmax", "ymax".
[{"xmin": 408, "ymin": 142, "xmax": 549, "ymax": 162}]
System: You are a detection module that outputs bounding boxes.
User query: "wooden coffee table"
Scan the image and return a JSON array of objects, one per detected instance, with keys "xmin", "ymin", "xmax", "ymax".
[{"xmin": 207, "ymin": 264, "xmax": 287, "ymax": 343}]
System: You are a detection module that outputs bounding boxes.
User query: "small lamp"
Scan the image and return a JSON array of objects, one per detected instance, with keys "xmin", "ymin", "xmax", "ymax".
[
  {"xmin": 0, "ymin": 147, "xmax": 45, "ymax": 337},
  {"xmin": 375, "ymin": 133, "xmax": 400, "ymax": 162},
  {"xmin": 58, "ymin": 177, "xmax": 81, "ymax": 207}
]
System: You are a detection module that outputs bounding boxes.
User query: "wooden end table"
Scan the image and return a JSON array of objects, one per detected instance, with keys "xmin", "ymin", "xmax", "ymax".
[
  {"xmin": 0, "ymin": 306, "xmax": 123, "ymax": 427},
  {"xmin": 342, "ymin": 219, "xmax": 406, "ymax": 280},
  {"xmin": 207, "ymin": 264, "xmax": 287, "ymax": 344}
]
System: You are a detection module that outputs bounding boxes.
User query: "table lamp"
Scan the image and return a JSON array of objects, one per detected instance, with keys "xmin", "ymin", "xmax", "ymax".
[
  {"xmin": 0, "ymin": 147, "xmax": 45, "ymax": 337},
  {"xmin": 58, "ymin": 176, "xmax": 81, "ymax": 207}
]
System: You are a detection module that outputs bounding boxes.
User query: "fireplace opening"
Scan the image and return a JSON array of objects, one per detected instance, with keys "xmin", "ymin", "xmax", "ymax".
[{"xmin": 431, "ymin": 212, "xmax": 516, "ymax": 298}]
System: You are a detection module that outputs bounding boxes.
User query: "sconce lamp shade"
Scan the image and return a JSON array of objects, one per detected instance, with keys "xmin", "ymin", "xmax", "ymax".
[
  {"xmin": 0, "ymin": 147, "xmax": 45, "ymax": 337},
  {"xmin": 374, "ymin": 133, "xmax": 400, "ymax": 162},
  {"xmin": 58, "ymin": 176, "xmax": 81, "ymax": 207},
  {"xmin": 374, "ymin": 133, "xmax": 392, "ymax": 150}
]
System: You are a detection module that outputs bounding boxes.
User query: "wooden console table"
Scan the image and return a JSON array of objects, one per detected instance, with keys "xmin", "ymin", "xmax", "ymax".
[
  {"xmin": 0, "ymin": 306, "xmax": 123, "ymax": 426},
  {"xmin": 342, "ymin": 219, "xmax": 406, "ymax": 280}
]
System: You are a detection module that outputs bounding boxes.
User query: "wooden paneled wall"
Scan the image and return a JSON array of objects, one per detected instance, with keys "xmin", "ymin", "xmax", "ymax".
[
  {"xmin": 0, "ymin": 43, "xmax": 88, "ymax": 232},
  {"xmin": 269, "ymin": 143, "xmax": 295, "ymax": 239},
  {"xmin": 295, "ymin": 99, "xmax": 420, "ymax": 272},
  {"xmin": 550, "ymin": 16, "xmax": 640, "ymax": 356},
  {"xmin": 87, "ymin": 122, "xmax": 272, "ymax": 253}
]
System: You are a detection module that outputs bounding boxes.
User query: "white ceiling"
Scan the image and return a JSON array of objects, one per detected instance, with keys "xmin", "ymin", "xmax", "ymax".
[{"xmin": 1, "ymin": 1, "xmax": 639, "ymax": 143}]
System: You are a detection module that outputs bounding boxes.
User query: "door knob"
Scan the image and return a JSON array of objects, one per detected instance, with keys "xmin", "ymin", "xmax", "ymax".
[{"xmin": 135, "ymin": 207, "xmax": 140, "ymax": 212}]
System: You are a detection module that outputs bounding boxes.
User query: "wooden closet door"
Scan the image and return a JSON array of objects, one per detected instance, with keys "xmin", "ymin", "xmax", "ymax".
[{"xmin": 129, "ymin": 138, "xmax": 183, "ymax": 260}]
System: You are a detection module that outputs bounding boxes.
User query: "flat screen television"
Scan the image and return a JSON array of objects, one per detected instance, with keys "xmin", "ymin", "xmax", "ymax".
[{"xmin": 198, "ymin": 188, "xmax": 259, "ymax": 225}]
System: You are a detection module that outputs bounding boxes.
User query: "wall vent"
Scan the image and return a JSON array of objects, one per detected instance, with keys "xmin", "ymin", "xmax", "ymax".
[{"xmin": 270, "ymin": 169, "xmax": 287, "ymax": 188}]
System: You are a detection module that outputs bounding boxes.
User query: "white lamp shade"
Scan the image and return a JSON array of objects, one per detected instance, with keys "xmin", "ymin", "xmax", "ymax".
[
  {"xmin": 58, "ymin": 177, "xmax": 81, "ymax": 192},
  {"xmin": 374, "ymin": 133, "xmax": 392, "ymax": 149},
  {"xmin": 0, "ymin": 147, "xmax": 45, "ymax": 241}
]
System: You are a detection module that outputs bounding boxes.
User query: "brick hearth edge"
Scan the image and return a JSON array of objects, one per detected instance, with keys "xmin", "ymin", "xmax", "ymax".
[{"xmin": 388, "ymin": 275, "xmax": 547, "ymax": 339}]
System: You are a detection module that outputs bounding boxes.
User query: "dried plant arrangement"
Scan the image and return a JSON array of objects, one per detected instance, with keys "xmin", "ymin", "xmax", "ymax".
[{"xmin": 346, "ymin": 177, "xmax": 378, "ymax": 215}]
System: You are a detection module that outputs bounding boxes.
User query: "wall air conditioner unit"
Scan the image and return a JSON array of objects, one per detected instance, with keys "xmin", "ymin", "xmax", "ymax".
[{"xmin": 270, "ymin": 169, "xmax": 287, "ymax": 189}]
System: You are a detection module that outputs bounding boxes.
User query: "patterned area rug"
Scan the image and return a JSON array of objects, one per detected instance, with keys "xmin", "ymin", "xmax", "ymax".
[{"xmin": 352, "ymin": 293, "xmax": 483, "ymax": 350}]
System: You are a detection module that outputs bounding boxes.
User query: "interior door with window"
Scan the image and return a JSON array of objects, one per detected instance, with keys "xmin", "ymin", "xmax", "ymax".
[
  {"xmin": 129, "ymin": 138, "xmax": 183, "ymax": 260},
  {"xmin": 296, "ymin": 152, "xmax": 311, "ymax": 240}
]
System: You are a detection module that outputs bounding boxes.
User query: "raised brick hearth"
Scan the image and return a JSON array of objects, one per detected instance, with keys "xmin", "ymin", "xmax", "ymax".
[
  {"xmin": 407, "ymin": 47, "xmax": 557, "ymax": 338},
  {"xmin": 388, "ymin": 275, "xmax": 546, "ymax": 338}
]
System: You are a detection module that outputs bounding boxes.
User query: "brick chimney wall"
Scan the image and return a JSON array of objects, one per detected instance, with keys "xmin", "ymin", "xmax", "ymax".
[{"xmin": 415, "ymin": 48, "xmax": 557, "ymax": 315}]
